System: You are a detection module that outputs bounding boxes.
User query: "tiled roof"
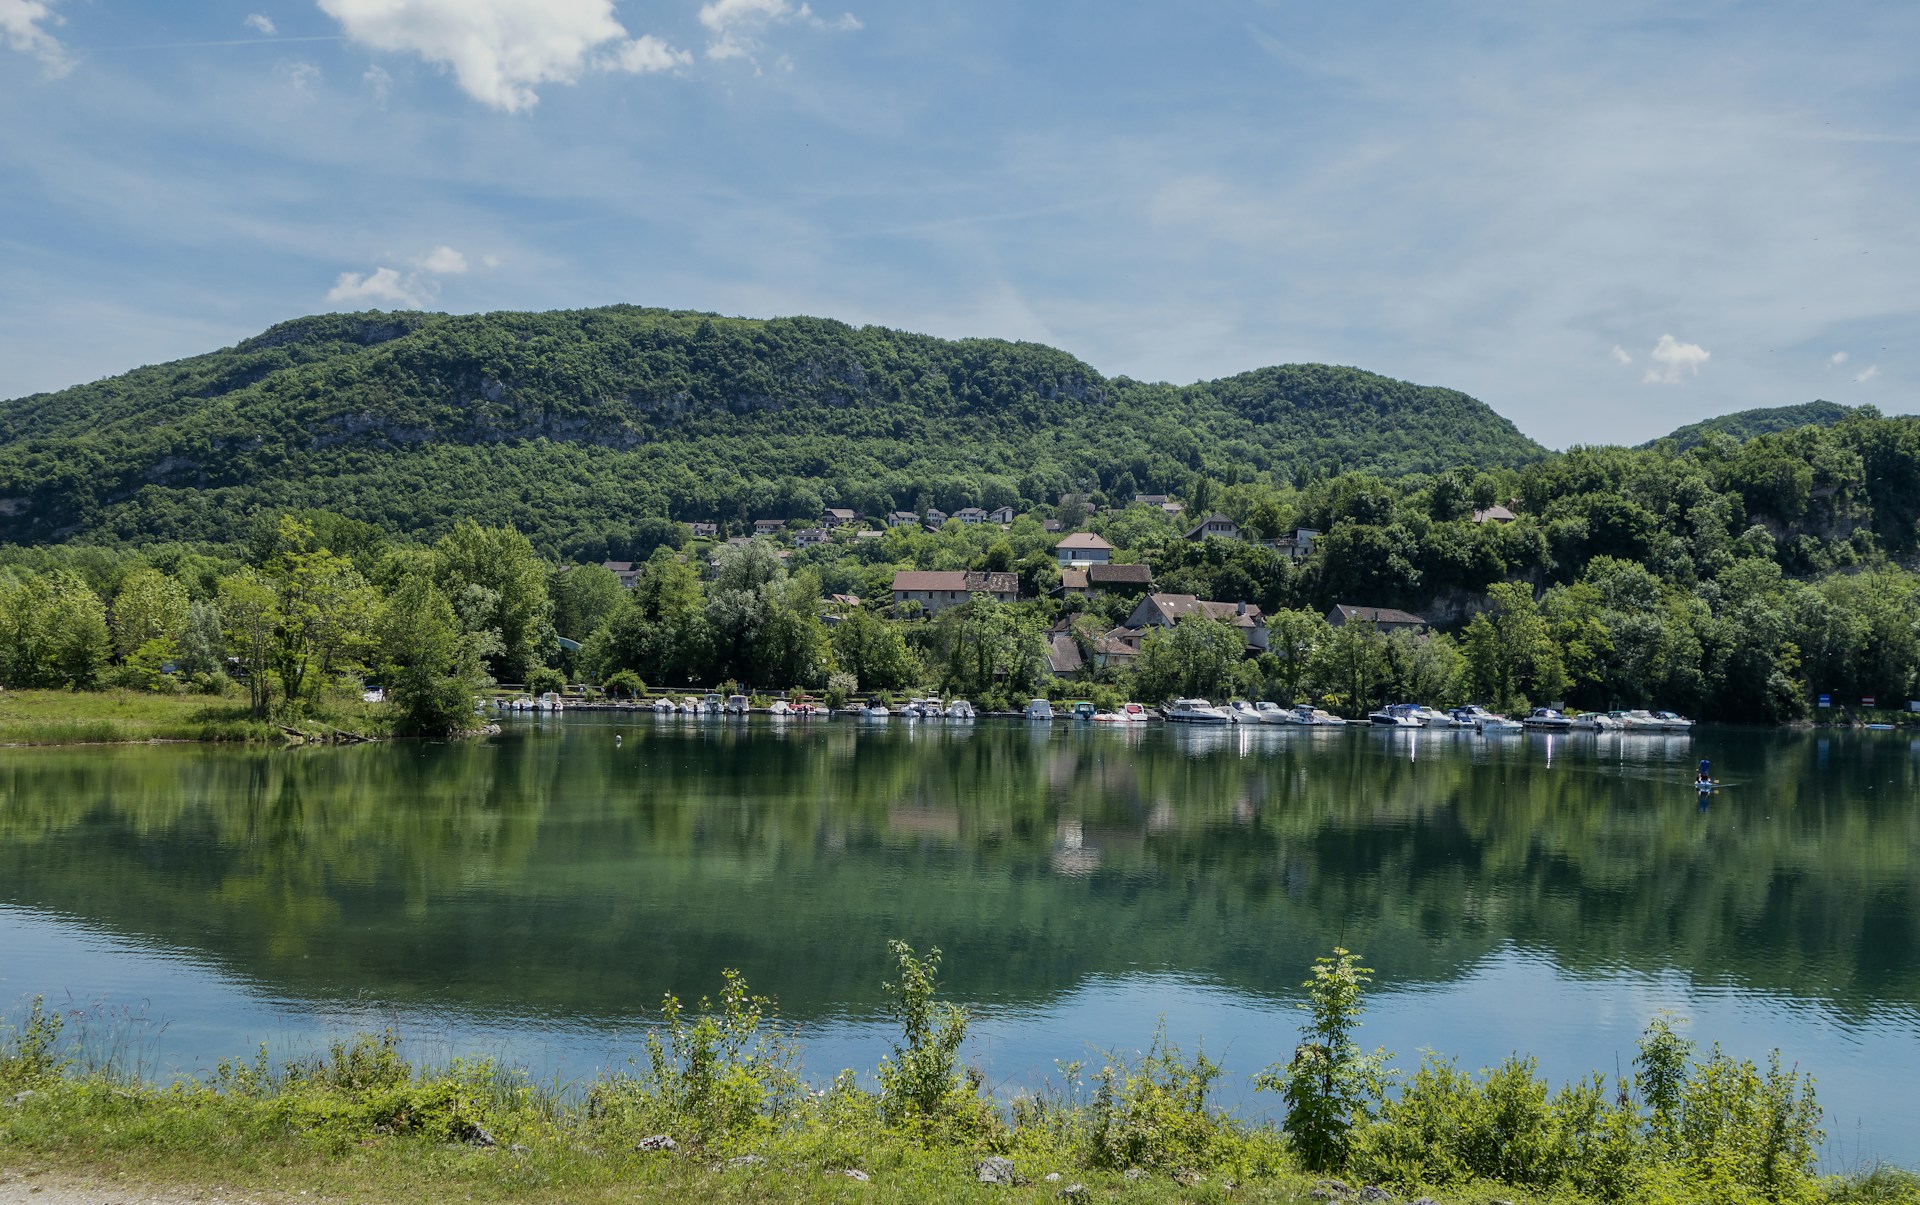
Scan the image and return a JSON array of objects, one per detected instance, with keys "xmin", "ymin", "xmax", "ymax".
[
  {"xmin": 1055, "ymin": 531, "xmax": 1115, "ymax": 550},
  {"xmin": 1330, "ymin": 604, "xmax": 1427, "ymax": 626},
  {"xmin": 1088, "ymin": 563, "xmax": 1151, "ymax": 585}
]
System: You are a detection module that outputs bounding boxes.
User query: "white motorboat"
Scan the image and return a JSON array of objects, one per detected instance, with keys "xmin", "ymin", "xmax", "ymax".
[
  {"xmin": 1451, "ymin": 704, "xmax": 1520, "ymax": 733},
  {"xmin": 1025, "ymin": 698, "xmax": 1055, "ymax": 720},
  {"xmin": 894, "ymin": 702, "xmax": 921, "ymax": 718},
  {"xmin": 538, "ymin": 691, "xmax": 564, "ymax": 712},
  {"xmin": 1226, "ymin": 700, "xmax": 1262, "ymax": 724},
  {"xmin": 860, "ymin": 702, "xmax": 892, "ymax": 719},
  {"xmin": 1411, "ymin": 705, "xmax": 1457, "ymax": 727},
  {"xmin": 1254, "ymin": 701, "xmax": 1291, "ymax": 724},
  {"xmin": 768, "ymin": 699, "xmax": 790, "ymax": 717},
  {"xmin": 1522, "ymin": 707, "xmax": 1575, "ymax": 731},
  {"xmin": 909, "ymin": 697, "xmax": 946, "ymax": 718},
  {"xmin": 1368, "ymin": 704, "xmax": 1423, "ymax": 728},
  {"xmin": 1571, "ymin": 711, "xmax": 1620, "ymax": 731},
  {"xmin": 1285, "ymin": 705, "xmax": 1346, "ymax": 726},
  {"xmin": 724, "ymin": 694, "xmax": 751, "ymax": 715},
  {"xmin": 1651, "ymin": 710, "xmax": 1695, "ymax": 732},
  {"xmin": 651, "ymin": 697, "xmax": 675, "ymax": 713},
  {"xmin": 681, "ymin": 696, "xmax": 705, "ymax": 714},
  {"xmin": 1166, "ymin": 698, "xmax": 1232, "ymax": 724},
  {"xmin": 1120, "ymin": 702, "xmax": 1151, "ymax": 722},
  {"xmin": 946, "ymin": 699, "xmax": 976, "ymax": 720}
]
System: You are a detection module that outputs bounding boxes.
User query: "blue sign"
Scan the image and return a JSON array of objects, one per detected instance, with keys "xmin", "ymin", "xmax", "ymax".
[{"xmin": 1817, "ymin": 694, "xmax": 1831, "ymax": 708}]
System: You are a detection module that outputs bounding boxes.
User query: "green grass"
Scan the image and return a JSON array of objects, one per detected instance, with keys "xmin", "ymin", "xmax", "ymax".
[{"xmin": 0, "ymin": 689, "xmax": 385, "ymax": 745}]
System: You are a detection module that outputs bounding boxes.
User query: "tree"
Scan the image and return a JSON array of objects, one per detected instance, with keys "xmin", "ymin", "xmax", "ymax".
[
  {"xmin": 110, "ymin": 568, "xmax": 190, "ymax": 660},
  {"xmin": 266, "ymin": 518, "xmax": 378, "ymax": 713},
  {"xmin": 1462, "ymin": 582, "xmax": 1567, "ymax": 712},
  {"xmin": 377, "ymin": 575, "xmax": 482, "ymax": 737},
  {"xmin": 1132, "ymin": 616, "xmax": 1246, "ymax": 701},
  {"xmin": 435, "ymin": 519, "xmax": 554, "ymax": 682},
  {"xmin": 218, "ymin": 569, "xmax": 278, "ymax": 719},
  {"xmin": 830, "ymin": 607, "xmax": 921, "ymax": 692},
  {"xmin": 1264, "ymin": 609, "xmax": 1333, "ymax": 703},
  {"xmin": 1310, "ymin": 621, "xmax": 1389, "ymax": 718},
  {"xmin": 552, "ymin": 563, "xmax": 625, "ymax": 642},
  {"xmin": 0, "ymin": 568, "xmax": 110, "ymax": 689}
]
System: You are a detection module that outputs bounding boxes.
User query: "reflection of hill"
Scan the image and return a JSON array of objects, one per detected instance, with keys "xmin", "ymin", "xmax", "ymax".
[{"xmin": 0, "ymin": 723, "xmax": 1914, "ymax": 1023}]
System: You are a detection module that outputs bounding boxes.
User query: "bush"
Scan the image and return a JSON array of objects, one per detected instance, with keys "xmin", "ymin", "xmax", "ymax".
[
  {"xmin": 876, "ymin": 941, "xmax": 986, "ymax": 1136},
  {"xmin": 1255, "ymin": 947, "xmax": 1391, "ymax": 1172},
  {"xmin": 1085, "ymin": 1025, "xmax": 1229, "ymax": 1171},
  {"xmin": 0, "ymin": 996, "xmax": 69, "ymax": 1090},
  {"xmin": 525, "ymin": 667, "xmax": 566, "ymax": 697},
  {"xmin": 634, "ymin": 969, "xmax": 800, "ymax": 1142},
  {"xmin": 602, "ymin": 669, "xmax": 645, "ymax": 699}
]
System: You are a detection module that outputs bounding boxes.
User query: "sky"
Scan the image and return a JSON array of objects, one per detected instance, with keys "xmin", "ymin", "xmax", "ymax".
[{"xmin": 2, "ymin": 0, "xmax": 1916, "ymax": 447}]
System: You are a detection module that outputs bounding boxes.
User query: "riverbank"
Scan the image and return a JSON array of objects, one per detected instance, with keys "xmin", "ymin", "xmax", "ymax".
[{"xmin": 0, "ymin": 690, "xmax": 387, "ymax": 746}]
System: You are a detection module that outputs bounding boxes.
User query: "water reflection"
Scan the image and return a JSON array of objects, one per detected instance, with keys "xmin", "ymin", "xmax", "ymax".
[{"xmin": 0, "ymin": 719, "xmax": 1916, "ymax": 1160}]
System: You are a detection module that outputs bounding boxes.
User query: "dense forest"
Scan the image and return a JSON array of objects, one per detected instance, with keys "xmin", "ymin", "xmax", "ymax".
[
  {"xmin": 1, "ymin": 307, "xmax": 1916, "ymax": 727},
  {"xmin": 0, "ymin": 307, "xmax": 1543, "ymax": 549}
]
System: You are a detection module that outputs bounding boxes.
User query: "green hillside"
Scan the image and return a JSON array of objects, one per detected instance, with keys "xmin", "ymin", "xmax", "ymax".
[
  {"xmin": 0, "ymin": 306, "xmax": 1544, "ymax": 549},
  {"xmin": 1644, "ymin": 400, "xmax": 1861, "ymax": 451}
]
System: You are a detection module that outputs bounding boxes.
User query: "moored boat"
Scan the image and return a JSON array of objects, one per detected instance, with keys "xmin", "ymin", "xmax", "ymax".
[
  {"xmin": 1368, "ymin": 704, "xmax": 1423, "ymax": 728},
  {"xmin": 1166, "ymin": 698, "xmax": 1231, "ymax": 724},
  {"xmin": 1026, "ymin": 698, "xmax": 1056, "ymax": 720},
  {"xmin": 946, "ymin": 699, "xmax": 977, "ymax": 720},
  {"xmin": 1226, "ymin": 700, "xmax": 1262, "ymax": 724},
  {"xmin": 1254, "ymin": 701, "xmax": 1291, "ymax": 724},
  {"xmin": 1522, "ymin": 707, "xmax": 1574, "ymax": 731},
  {"xmin": 1120, "ymin": 701, "xmax": 1151, "ymax": 722}
]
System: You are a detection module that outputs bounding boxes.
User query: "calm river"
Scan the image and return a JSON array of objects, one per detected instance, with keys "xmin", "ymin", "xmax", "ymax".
[{"xmin": 2, "ymin": 717, "xmax": 1916, "ymax": 1166}]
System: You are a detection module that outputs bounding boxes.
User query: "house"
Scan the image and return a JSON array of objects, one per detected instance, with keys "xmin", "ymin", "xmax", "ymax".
[
  {"xmin": 888, "ymin": 511, "xmax": 919, "ymax": 528},
  {"xmin": 689, "ymin": 521, "xmax": 719, "ymax": 538},
  {"xmin": 600, "ymin": 560, "xmax": 640, "ymax": 589},
  {"xmin": 822, "ymin": 508, "xmax": 858, "ymax": 527},
  {"xmin": 1185, "ymin": 513, "xmax": 1241, "ymax": 542},
  {"xmin": 1086, "ymin": 563, "xmax": 1152, "ymax": 593},
  {"xmin": 1327, "ymin": 604, "xmax": 1428, "ymax": 635},
  {"xmin": 891, "ymin": 570, "xmax": 1021, "ymax": 615},
  {"xmin": 855, "ymin": 529, "xmax": 884, "ymax": 541},
  {"xmin": 753, "ymin": 518, "xmax": 786, "ymax": 536},
  {"xmin": 1059, "ymin": 568, "xmax": 1091, "ymax": 594},
  {"xmin": 1094, "ymin": 626, "xmax": 1145, "ymax": 669},
  {"xmin": 924, "ymin": 508, "xmax": 949, "ymax": 526},
  {"xmin": 1135, "ymin": 494, "xmax": 1170, "ymax": 507},
  {"xmin": 1472, "ymin": 505, "xmax": 1517, "ymax": 524},
  {"xmin": 1054, "ymin": 531, "xmax": 1115, "ymax": 566},
  {"xmin": 794, "ymin": 528, "xmax": 831, "ymax": 548},
  {"xmin": 1047, "ymin": 631, "xmax": 1085, "ymax": 677},
  {"xmin": 829, "ymin": 593, "xmax": 862, "ymax": 608},
  {"xmin": 955, "ymin": 507, "xmax": 988, "ymax": 525},
  {"xmin": 987, "ymin": 505, "xmax": 1016, "ymax": 524},
  {"xmin": 1042, "ymin": 519, "xmax": 1064, "ymax": 533},
  {"xmin": 1261, "ymin": 528, "xmax": 1321, "ymax": 562},
  {"xmin": 1126, "ymin": 593, "xmax": 1269, "ymax": 651}
]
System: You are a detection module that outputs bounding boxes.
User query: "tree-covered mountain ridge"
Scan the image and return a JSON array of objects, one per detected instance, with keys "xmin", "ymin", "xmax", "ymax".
[{"xmin": 0, "ymin": 306, "xmax": 1545, "ymax": 546}]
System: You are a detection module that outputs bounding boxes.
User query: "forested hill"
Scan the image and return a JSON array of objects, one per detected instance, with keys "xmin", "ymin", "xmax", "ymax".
[
  {"xmin": 0, "ymin": 306, "xmax": 1543, "ymax": 549},
  {"xmin": 1645, "ymin": 401, "xmax": 1861, "ymax": 451}
]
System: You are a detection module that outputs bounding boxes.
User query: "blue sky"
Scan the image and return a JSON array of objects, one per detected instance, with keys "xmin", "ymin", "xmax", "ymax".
[{"xmin": 2, "ymin": 0, "xmax": 1915, "ymax": 447}]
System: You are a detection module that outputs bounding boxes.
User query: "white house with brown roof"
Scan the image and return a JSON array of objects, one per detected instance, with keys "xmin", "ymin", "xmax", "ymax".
[
  {"xmin": 753, "ymin": 518, "xmax": 786, "ymax": 536},
  {"xmin": 793, "ymin": 528, "xmax": 831, "ymax": 548},
  {"xmin": 1054, "ymin": 531, "xmax": 1115, "ymax": 566},
  {"xmin": 887, "ymin": 511, "xmax": 919, "ymax": 528},
  {"xmin": 987, "ymin": 505, "xmax": 1016, "ymax": 524},
  {"xmin": 1185, "ymin": 513, "xmax": 1241, "ymax": 541},
  {"xmin": 1126, "ymin": 592, "xmax": 1268, "ymax": 650},
  {"xmin": 600, "ymin": 560, "xmax": 640, "ymax": 589},
  {"xmin": 822, "ymin": 507, "xmax": 858, "ymax": 527},
  {"xmin": 1472, "ymin": 505, "xmax": 1517, "ymax": 524},
  {"xmin": 891, "ymin": 570, "xmax": 1021, "ymax": 614},
  {"xmin": 955, "ymin": 507, "xmax": 988, "ymax": 525},
  {"xmin": 1327, "ymin": 604, "xmax": 1428, "ymax": 634},
  {"xmin": 689, "ymin": 521, "xmax": 719, "ymax": 538}
]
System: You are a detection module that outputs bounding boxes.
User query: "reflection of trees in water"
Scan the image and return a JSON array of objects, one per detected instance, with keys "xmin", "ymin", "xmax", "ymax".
[{"xmin": 0, "ymin": 726, "xmax": 1915, "ymax": 1022}]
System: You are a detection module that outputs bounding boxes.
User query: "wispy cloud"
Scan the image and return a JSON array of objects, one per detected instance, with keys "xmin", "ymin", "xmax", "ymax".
[
  {"xmin": 698, "ymin": 0, "xmax": 859, "ymax": 65},
  {"xmin": 1855, "ymin": 364, "xmax": 1879, "ymax": 383},
  {"xmin": 316, "ymin": 0, "xmax": 688, "ymax": 112},
  {"xmin": 413, "ymin": 244, "xmax": 467, "ymax": 274},
  {"xmin": 1, "ymin": 0, "xmax": 75, "ymax": 77},
  {"xmin": 1829, "ymin": 350, "xmax": 1849, "ymax": 365},
  {"xmin": 244, "ymin": 13, "xmax": 277, "ymax": 37},
  {"xmin": 1610, "ymin": 345, "xmax": 1633, "ymax": 366},
  {"xmin": 1642, "ymin": 334, "xmax": 1710, "ymax": 385}
]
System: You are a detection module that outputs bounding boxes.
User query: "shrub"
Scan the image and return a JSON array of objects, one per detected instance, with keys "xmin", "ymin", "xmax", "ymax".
[
  {"xmin": 637, "ymin": 969, "xmax": 800, "ymax": 1141},
  {"xmin": 0, "ymin": 996, "xmax": 69, "ymax": 1089},
  {"xmin": 1255, "ymin": 947, "xmax": 1391, "ymax": 1172},
  {"xmin": 876, "ymin": 941, "xmax": 982, "ymax": 1134},
  {"xmin": 602, "ymin": 669, "xmax": 645, "ymax": 699},
  {"xmin": 525, "ymin": 667, "xmax": 566, "ymax": 697},
  {"xmin": 1086, "ymin": 1024, "xmax": 1228, "ymax": 1171}
]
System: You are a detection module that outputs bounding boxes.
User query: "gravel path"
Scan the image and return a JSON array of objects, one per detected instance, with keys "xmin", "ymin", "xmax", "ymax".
[{"xmin": 0, "ymin": 1170, "xmax": 287, "ymax": 1204}]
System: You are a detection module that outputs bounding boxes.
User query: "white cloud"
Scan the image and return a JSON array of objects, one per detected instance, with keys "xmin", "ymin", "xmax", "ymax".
[
  {"xmin": 1829, "ymin": 350, "xmax": 1849, "ymax": 366},
  {"xmin": 1641, "ymin": 334, "xmax": 1710, "ymax": 385},
  {"xmin": 244, "ymin": 13, "xmax": 277, "ymax": 36},
  {"xmin": 326, "ymin": 266, "xmax": 433, "ymax": 308},
  {"xmin": 1855, "ymin": 364, "xmax": 1879, "ymax": 383},
  {"xmin": 697, "ymin": 0, "xmax": 856, "ymax": 62},
  {"xmin": 481, "ymin": 254, "xmax": 503, "ymax": 270},
  {"xmin": 612, "ymin": 33, "xmax": 690, "ymax": 75},
  {"xmin": 1, "ymin": 0, "xmax": 75, "ymax": 77},
  {"xmin": 363, "ymin": 63, "xmax": 392, "ymax": 103},
  {"xmin": 1609, "ymin": 345, "xmax": 1633, "ymax": 366},
  {"xmin": 316, "ymin": 0, "xmax": 688, "ymax": 112},
  {"xmin": 414, "ymin": 244, "xmax": 468, "ymax": 274},
  {"xmin": 280, "ymin": 61, "xmax": 322, "ymax": 94}
]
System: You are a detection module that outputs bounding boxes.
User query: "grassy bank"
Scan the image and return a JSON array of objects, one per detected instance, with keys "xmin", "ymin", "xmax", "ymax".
[
  {"xmin": 4, "ymin": 952, "xmax": 1917, "ymax": 1205},
  {"xmin": 0, "ymin": 689, "xmax": 386, "ymax": 746}
]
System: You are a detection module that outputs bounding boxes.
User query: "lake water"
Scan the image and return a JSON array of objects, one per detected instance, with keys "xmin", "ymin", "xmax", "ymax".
[{"xmin": 2, "ymin": 717, "xmax": 1916, "ymax": 1167}]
